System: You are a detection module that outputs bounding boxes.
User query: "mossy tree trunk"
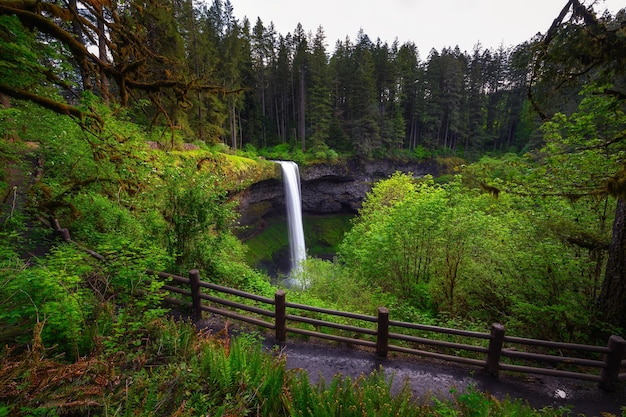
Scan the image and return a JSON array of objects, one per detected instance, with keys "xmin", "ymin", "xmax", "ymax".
[{"xmin": 599, "ymin": 198, "xmax": 626, "ymax": 331}]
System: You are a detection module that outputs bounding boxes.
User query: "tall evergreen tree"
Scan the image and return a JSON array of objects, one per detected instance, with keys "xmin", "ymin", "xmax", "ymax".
[
  {"xmin": 349, "ymin": 31, "xmax": 380, "ymax": 157},
  {"xmin": 423, "ymin": 48, "xmax": 466, "ymax": 151},
  {"xmin": 465, "ymin": 44, "xmax": 488, "ymax": 154},
  {"xmin": 273, "ymin": 34, "xmax": 292, "ymax": 144},
  {"xmin": 483, "ymin": 45, "xmax": 508, "ymax": 150},
  {"xmin": 307, "ymin": 26, "xmax": 332, "ymax": 149},
  {"xmin": 373, "ymin": 39, "xmax": 404, "ymax": 152},
  {"xmin": 208, "ymin": 0, "xmax": 246, "ymax": 149},
  {"xmin": 250, "ymin": 18, "xmax": 276, "ymax": 147},
  {"xmin": 292, "ymin": 23, "xmax": 309, "ymax": 151},
  {"xmin": 396, "ymin": 42, "xmax": 424, "ymax": 151}
]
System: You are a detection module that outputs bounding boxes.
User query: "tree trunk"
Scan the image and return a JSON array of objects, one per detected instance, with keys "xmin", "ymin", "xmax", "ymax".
[
  {"xmin": 598, "ymin": 197, "xmax": 626, "ymax": 330},
  {"xmin": 0, "ymin": 92, "xmax": 16, "ymax": 141},
  {"xmin": 299, "ymin": 69, "xmax": 306, "ymax": 152},
  {"xmin": 230, "ymin": 101, "xmax": 237, "ymax": 150},
  {"xmin": 259, "ymin": 64, "xmax": 267, "ymax": 147},
  {"xmin": 238, "ymin": 109, "xmax": 243, "ymax": 149},
  {"xmin": 1, "ymin": 93, "xmax": 9, "ymax": 108},
  {"xmin": 96, "ymin": 4, "xmax": 110, "ymax": 104}
]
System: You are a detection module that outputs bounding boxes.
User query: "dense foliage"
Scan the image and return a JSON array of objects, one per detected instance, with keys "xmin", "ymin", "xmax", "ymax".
[
  {"xmin": 305, "ymin": 171, "xmax": 611, "ymax": 341},
  {"xmin": 1, "ymin": 320, "xmax": 578, "ymax": 417}
]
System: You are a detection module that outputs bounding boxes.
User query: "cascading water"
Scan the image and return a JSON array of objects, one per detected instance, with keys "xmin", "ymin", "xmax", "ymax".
[{"xmin": 276, "ymin": 161, "xmax": 306, "ymax": 277}]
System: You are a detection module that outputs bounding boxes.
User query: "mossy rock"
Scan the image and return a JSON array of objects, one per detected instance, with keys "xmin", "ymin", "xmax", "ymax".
[{"xmin": 242, "ymin": 214, "xmax": 353, "ymax": 276}]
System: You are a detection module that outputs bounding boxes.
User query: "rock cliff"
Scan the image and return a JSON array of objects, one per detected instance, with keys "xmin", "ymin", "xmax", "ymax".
[{"xmin": 236, "ymin": 158, "xmax": 439, "ymax": 238}]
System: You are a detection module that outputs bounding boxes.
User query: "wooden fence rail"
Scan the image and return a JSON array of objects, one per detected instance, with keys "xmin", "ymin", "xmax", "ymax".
[{"xmin": 152, "ymin": 269, "xmax": 626, "ymax": 392}]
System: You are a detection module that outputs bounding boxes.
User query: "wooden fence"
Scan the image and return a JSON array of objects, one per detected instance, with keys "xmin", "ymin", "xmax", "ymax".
[{"xmin": 154, "ymin": 269, "xmax": 626, "ymax": 392}]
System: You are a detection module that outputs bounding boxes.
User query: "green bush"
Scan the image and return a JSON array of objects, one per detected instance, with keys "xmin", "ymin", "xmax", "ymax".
[
  {"xmin": 157, "ymin": 161, "xmax": 237, "ymax": 273},
  {"xmin": 413, "ymin": 144, "xmax": 432, "ymax": 160},
  {"xmin": 331, "ymin": 171, "xmax": 605, "ymax": 341},
  {"xmin": 0, "ymin": 245, "xmax": 96, "ymax": 359},
  {"xmin": 69, "ymin": 192, "xmax": 144, "ymax": 244}
]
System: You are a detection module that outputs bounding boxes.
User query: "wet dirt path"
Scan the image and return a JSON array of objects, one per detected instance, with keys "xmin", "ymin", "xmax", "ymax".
[
  {"xmin": 275, "ymin": 339, "xmax": 624, "ymax": 416},
  {"xmin": 198, "ymin": 300, "xmax": 625, "ymax": 415}
]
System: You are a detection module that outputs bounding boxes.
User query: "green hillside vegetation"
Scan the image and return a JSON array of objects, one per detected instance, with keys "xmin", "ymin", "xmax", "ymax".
[{"xmin": 1, "ymin": 0, "xmax": 626, "ymax": 415}]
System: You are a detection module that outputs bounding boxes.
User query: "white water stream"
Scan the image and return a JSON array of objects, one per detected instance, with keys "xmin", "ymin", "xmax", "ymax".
[{"xmin": 276, "ymin": 161, "xmax": 306, "ymax": 277}]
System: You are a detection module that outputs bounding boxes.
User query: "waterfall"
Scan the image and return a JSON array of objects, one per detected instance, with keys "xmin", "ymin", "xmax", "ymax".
[{"xmin": 276, "ymin": 161, "xmax": 306, "ymax": 276}]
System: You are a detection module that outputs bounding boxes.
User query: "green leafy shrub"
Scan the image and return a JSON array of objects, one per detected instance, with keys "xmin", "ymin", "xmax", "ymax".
[
  {"xmin": 158, "ymin": 161, "xmax": 237, "ymax": 273},
  {"xmin": 69, "ymin": 192, "xmax": 144, "ymax": 245},
  {"xmin": 413, "ymin": 144, "xmax": 432, "ymax": 160},
  {"xmin": 340, "ymin": 174, "xmax": 446, "ymax": 302},
  {"xmin": 332, "ymin": 171, "xmax": 604, "ymax": 341},
  {"xmin": 0, "ymin": 245, "xmax": 96, "ymax": 359},
  {"xmin": 259, "ymin": 143, "xmax": 292, "ymax": 161},
  {"xmin": 292, "ymin": 257, "xmax": 380, "ymax": 315}
]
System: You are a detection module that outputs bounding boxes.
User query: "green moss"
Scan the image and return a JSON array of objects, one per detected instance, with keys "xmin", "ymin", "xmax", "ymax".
[
  {"xmin": 243, "ymin": 218, "xmax": 289, "ymax": 266},
  {"xmin": 243, "ymin": 214, "xmax": 354, "ymax": 267},
  {"xmin": 303, "ymin": 214, "xmax": 353, "ymax": 256},
  {"xmin": 158, "ymin": 149, "xmax": 278, "ymax": 191}
]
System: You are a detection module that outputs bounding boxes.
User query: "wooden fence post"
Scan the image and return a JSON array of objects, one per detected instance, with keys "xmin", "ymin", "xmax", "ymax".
[
  {"xmin": 188, "ymin": 269, "xmax": 202, "ymax": 321},
  {"xmin": 486, "ymin": 323, "xmax": 505, "ymax": 376},
  {"xmin": 275, "ymin": 290, "xmax": 286, "ymax": 342},
  {"xmin": 376, "ymin": 307, "xmax": 389, "ymax": 357},
  {"xmin": 599, "ymin": 335, "xmax": 626, "ymax": 391}
]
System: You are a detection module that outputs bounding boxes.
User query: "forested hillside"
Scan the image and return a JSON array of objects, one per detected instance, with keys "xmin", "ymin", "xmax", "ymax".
[{"xmin": 1, "ymin": 0, "xmax": 626, "ymax": 415}]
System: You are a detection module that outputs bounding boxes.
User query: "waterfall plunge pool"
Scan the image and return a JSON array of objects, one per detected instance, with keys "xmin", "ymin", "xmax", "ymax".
[{"xmin": 241, "ymin": 213, "xmax": 354, "ymax": 280}]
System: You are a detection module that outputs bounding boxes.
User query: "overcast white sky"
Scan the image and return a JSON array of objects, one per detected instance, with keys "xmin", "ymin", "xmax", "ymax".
[{"xmin": 230, "ymin": 0, "xmax": 624, "ymax": 56}]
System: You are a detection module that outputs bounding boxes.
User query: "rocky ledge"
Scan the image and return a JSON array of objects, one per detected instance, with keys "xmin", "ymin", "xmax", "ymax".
[{"xmin": 235, "ymin": 158, "xmax": 439, "ymax": 237}]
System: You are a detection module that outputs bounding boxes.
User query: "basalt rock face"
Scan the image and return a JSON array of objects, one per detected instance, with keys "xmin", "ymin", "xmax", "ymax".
[
  {"xmin": 235, "ymin": 158, "xmax": 439, "ymax": 238},
  {"xmin": 299, "ymin": 158, "xmax": 439, "ymax": 214}
]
